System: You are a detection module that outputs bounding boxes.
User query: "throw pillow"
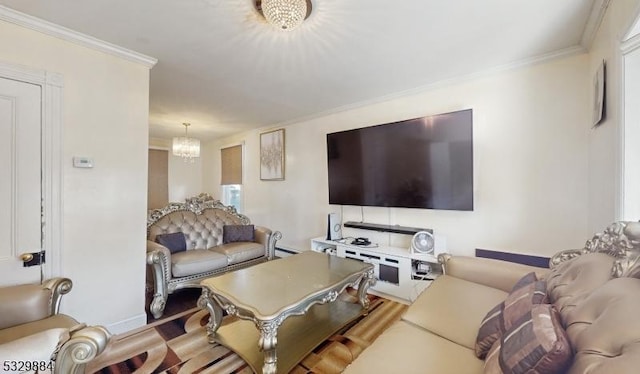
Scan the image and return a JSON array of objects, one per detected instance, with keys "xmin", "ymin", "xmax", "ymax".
[
  {"xmin": 499, "ymin": 304, "xmax": 572, "ymax": 374},
  {"xmin": 223, "ymin": 224, "xmax": 255, "ymax": 244},
  {"xmin": 155, "ymin": 232, "xmax": 187, "ymax": 254},
  {"xmin": 475, "ymin": 279, "xmax": 548, "ymax": 359},
  {"xmin": 511, "ymin": 272, "xmax": 538, "ymax": 292},
  {"xmin": 502, "ymin": 280, "xmax": 548, "ymax": 331},
  {"xmin": 483, "ymin": 340, "xmax": 503, "ymax": 374}
]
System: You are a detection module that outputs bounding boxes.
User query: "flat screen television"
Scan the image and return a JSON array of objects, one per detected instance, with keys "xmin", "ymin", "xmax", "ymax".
[{"xmin": 327, "ymin": 109, "xmax": 473, "ymax": 210}]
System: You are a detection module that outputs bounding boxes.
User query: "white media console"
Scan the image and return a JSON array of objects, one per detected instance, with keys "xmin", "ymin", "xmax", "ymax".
[{"xmin": 310, "ymin": 237, "xmax": 444, "ymax": 304}]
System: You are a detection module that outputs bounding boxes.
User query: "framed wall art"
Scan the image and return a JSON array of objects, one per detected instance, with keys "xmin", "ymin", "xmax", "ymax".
[
  {"xmin": 260, "ymin": 129, "xmax": 285, "ymax": 181},
  {"xmin": 592, "ymin": 59, "xmax": 606, "ymax": 127}
]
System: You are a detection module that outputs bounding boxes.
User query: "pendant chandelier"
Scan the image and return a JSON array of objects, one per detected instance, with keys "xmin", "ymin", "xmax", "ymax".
[
  {"xmin": 172, "ymin": 123, "xmax": 200, "ymax": 162},
  {"xmin": 258, "ymin": 0, "xmax": 311, "ymax": 31}
]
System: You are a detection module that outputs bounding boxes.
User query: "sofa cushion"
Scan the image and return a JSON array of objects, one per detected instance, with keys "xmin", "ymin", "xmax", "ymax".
[
  {"xmin": 0, "ymin": 327, "xmax": 68, "ymax": 367},
  {"xmin": 171, "ymin": 249, "xmax": 228, "ymax": 277},
  {"xmin": 562, "ymin": 277, "xmax": 640, "ymax": 374},
  {"xmin": 222, "ymin": 224, "xmax": 255, "ymax": 244},
  {"xmin": 155, "ymin": 232, "xmax": 187, "ymax": 254},
  {"xmin": 403, "ymin": 275, "xmax": 508, "ymax": 350},
  {"xmin": 0, "ymin": 315, "xmax": 78, "ymax": 345},
  {"xmin": 545, "ymin": 252, "xmax": 614, "ymax": 314},
  {"xmin": 211, "ymin": 242, "xmax": 264, "ymax": 265},
  {"xmin": 0, "ymin": 284, "xmax": 52, "ymax": 330},
  {"xmin": 476, "ymin": 280, "xmax": 548, "ymax": 358},
  {"xmin": 343, "ymin": 320, "xmax": 484, "ymax": 374},
  {"xmin": 499, "ymin": 304, "xmax": 572, "ymax": 374}
]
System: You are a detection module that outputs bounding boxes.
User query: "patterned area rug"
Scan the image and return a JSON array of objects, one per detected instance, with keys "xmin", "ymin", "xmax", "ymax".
[{"xmin": 88, "ymin": 291, "xmax": 406, "ymax": 373}]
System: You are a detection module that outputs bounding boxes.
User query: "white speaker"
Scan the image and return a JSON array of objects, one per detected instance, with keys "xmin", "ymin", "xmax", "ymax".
[{"xmin": 326, "ymin": 213, "xmax": 342, "ymax": 240}]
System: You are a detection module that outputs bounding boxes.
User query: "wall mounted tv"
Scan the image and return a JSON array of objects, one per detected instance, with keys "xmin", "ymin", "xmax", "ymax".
[{"xmin": 327, "ymin": 109, "xmax": 473, "ymax": 211}]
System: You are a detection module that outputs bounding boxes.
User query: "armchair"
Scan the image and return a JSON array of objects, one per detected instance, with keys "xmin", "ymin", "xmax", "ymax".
[{"xmin": 0, "ymin": 278, "xmax": 110, "ymax": 374}]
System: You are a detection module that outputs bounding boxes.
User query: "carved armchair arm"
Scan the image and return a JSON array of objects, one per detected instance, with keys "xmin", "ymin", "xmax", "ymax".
[
  {"xmin": 146, "ymin": 240, "xmax": 172, "ymax": 280},
  {"xmin": 549, "ymin": 249, "xmax": 587, "ymax": 269},
  {"xmin": 0, "ymin": 278, "xmax": 72, "ymax": 329},
  {"xmin": 254, "ymin": 226, "xmax": 282, "ymax": 260},
  {"xmin": 146, "ymin": 240, "xmax": 172, "ymax": 319},
  {"xmin": 54, "ymin": 324, "xmax": 111, "ymax": 374}
]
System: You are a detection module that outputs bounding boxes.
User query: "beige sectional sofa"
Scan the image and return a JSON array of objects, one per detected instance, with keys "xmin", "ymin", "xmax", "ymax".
[
  {"xmin": 345, "ymin": 221, "xmax": 640, "ymax": 373},
  {"xmin": 146, "ymin": 195, "xmax": 281, "ymax": 318}
]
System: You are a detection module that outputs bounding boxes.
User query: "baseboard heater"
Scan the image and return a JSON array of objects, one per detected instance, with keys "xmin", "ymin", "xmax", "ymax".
[{"xmin": 475, "ymin": 248, "xmax": 550, "ymax": 268}]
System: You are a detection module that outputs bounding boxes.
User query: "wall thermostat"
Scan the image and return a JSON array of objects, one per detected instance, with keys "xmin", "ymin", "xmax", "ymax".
[{"xmin": 73, "ymin": 157, "xmax": 94, "ymax": 168}]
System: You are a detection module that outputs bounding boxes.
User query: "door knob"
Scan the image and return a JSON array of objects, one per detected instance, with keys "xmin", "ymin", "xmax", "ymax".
[{"xmin": 20, "ymin": 253, "xmax": 34, "ymax": 263}]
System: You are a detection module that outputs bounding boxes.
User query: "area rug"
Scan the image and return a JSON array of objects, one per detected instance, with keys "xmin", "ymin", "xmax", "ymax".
[{"xmin": 88, "ymin": 291, "xmax": 407, "ymax": 373}]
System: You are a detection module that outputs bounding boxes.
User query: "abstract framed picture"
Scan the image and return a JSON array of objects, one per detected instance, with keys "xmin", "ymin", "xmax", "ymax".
[
  {"xmin": 592, "ymin": 59, "xmax": 606, "ymax": 127},
  {"xmin": 260, "ymin": 129, "xmax": 285, "ymax": 181}
]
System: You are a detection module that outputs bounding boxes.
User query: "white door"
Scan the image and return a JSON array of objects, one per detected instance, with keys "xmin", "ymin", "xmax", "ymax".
[{"xmin": 0, "ymin": 77, "xmax": 43, "ymax": 286}]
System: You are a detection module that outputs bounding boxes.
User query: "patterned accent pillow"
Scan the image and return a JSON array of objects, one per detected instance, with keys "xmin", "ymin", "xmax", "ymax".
[
  {"xmin": 511, "ymin": 272, "xmax": 538, "ymax": 292},
  {"xmin": 484, "ymin": 340, "xmax": 503, "ymax": 374},
  {"xmin": 475, "ymin": 278, "xmax": 548, "ymax": 358},
  {"xmin": 155, "ymin": 232, "xmax": 187, "ymax": 254},
  {"xmin": 223, "ymin": 224, "xmax": 255, "ymax": 244},
  {"xmin": 499, "ymin": 304, "xmax": 572, "ymax": 374},
  {"xmin": 502, "ymin": 280, "xmax": 548, "ymax": 331}
]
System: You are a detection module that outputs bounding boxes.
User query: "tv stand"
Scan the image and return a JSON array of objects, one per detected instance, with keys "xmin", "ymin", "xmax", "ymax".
[{"xmin": 310, "ymin": 237, "xmax": 442, "ymax": 304}]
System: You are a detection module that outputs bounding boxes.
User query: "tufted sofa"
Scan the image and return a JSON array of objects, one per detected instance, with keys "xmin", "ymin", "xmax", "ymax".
[
  {"xmin": 344, "ymin": 221, "xmax": 640, "ymax": 373},
  {"xmin": 146, "ymin": 195, "xmax": 281, "ymax": 318}
]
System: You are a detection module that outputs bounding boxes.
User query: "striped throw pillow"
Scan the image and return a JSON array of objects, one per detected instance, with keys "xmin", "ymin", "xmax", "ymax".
[
  {"xmin": 499, "ymin": 304, "xmax": 572, "ymax": 374},
  {"xmin": 475, "ymin": 276, "xmax": 547, "ymax": 359}
]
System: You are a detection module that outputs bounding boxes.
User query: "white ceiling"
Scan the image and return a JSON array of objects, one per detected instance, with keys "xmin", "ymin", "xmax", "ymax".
[{"xmin": 0, "ymin": 0, "xmax": 599, "ymax": 140}]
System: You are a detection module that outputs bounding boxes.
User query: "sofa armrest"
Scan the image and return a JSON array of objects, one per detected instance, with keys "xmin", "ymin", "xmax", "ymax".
[
  {"xmin": 254, "ymin": 226, "xmax": 282, "ymax": 260},
  {"xmin": 438, "ymin": 254, "xmax": 549, "ymax": 292},
  {"xmin": 0, "ymin": 278, "xmax": 72, "ymax": 330},
  {"xmin": 146, "ymin": 240, "xmax": 172, "ymax": 318},
  {"xmin": 54, "ymin": 324, "xmax": 111, "ymax": 374}
]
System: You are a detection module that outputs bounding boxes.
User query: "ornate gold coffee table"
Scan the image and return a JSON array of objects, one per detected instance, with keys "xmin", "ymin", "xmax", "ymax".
[{"xmin": 198, "ymin": 251, "xmax": 375, "ymax": 374}]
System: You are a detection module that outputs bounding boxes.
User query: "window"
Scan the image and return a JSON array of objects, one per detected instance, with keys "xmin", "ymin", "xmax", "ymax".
[{"xmin": 221, "ymin": 144, "xmax": 243, "ymax": 212}]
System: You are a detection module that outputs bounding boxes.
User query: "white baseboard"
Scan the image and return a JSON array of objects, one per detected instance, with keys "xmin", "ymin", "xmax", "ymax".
[{"xmin": 105, "ymin": 313, "xmax": 147, "ymax": 335}]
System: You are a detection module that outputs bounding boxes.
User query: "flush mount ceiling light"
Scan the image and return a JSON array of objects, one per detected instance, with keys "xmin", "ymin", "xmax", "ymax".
[
  {"xmin": 256, "ymin": 0, "xmax": 312, "ymax": 31},
  {"xmin": 172, "ymin": 122, "xmax": 200, "ymax": 162}
]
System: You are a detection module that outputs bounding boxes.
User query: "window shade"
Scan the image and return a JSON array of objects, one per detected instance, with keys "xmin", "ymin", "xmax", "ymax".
[
  {"xmin": 148, "ymin": 149, "xmax": 169, "ymax": 209},
  {"xmin": 221, "ymin": 145, "xmax": 242, "ymax": 185}
]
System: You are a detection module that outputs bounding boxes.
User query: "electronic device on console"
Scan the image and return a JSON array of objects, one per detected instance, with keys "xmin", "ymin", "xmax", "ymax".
[{"xmin": 351, "ymin": 237, "xmax": 371, "ymax": 246}]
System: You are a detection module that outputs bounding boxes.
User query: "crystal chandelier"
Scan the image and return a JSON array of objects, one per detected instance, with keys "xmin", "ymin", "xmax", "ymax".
[
  {"xmin": 261, "ymin": 0, "xmax": 308, "ymax": 31},
  {"xmin": 172, "ymin": 123, "xmax": 200, "ymax": 162}
]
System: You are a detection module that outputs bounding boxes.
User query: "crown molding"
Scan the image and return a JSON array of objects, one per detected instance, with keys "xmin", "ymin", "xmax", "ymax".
[
  {"xmin": 622, "ymin": 33, "xmax": 640, "ymax": 54},
  {"xmin": 272, "ymin": 45, "xmax": 586, "ymax": 129},
  {"xmin": 0, "ymin": 5, "xmax": 157, "ymax": 68},
  {"xmin": 581, "ymin": 0, "xmax": 611, "ymax": 50}
]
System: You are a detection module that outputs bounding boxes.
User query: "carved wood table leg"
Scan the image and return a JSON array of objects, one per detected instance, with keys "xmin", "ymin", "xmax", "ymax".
[
  {"xmin": 198, "ymin": 287, "xmax": 223, "ymax": 343},
  {"xmin": 258, "ymin": 321, "xmax": 279, "ymax": 374},
  {"xmin": 357, "ymin": 269, "xmax": 376, "ymax": 311}
]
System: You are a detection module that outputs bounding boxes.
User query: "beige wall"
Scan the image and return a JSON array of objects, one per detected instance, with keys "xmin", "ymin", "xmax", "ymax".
[
  {"xmin": 205, "ymin": 53, "xmax": 591, "ymax": 257},
  {"xmin": 0, "ymin": 20, "xmax": 151, "ymax": 332},
  {"xmin": 586, "ymin": 0, "xmax": 640, "ymax": 232}
]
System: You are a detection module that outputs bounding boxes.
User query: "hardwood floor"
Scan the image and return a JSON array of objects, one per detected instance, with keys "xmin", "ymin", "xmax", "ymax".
[{"xmin": 145, "ymin": 287, "xmax": 202, "ymax": 323}]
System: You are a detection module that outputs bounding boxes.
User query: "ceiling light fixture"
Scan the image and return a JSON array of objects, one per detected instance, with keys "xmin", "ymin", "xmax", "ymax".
[
  {"xmin": 257, "ymin": 0, "xmax": 312, "ymax": 31},
  {"xmin": 172, "ymin": 122, "xmax": 200, "ymax": 162}
]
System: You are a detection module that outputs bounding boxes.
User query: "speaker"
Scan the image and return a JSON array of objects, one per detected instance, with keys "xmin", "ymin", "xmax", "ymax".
[{"xmin": 326, "ymin": 213, "xmax": 342, "ymax": 240}]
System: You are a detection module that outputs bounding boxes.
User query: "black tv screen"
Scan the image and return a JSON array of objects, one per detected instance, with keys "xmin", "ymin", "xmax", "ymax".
[{"xmin": 327, "ymin": 109, "xmax": 473, "ymax": 210}]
